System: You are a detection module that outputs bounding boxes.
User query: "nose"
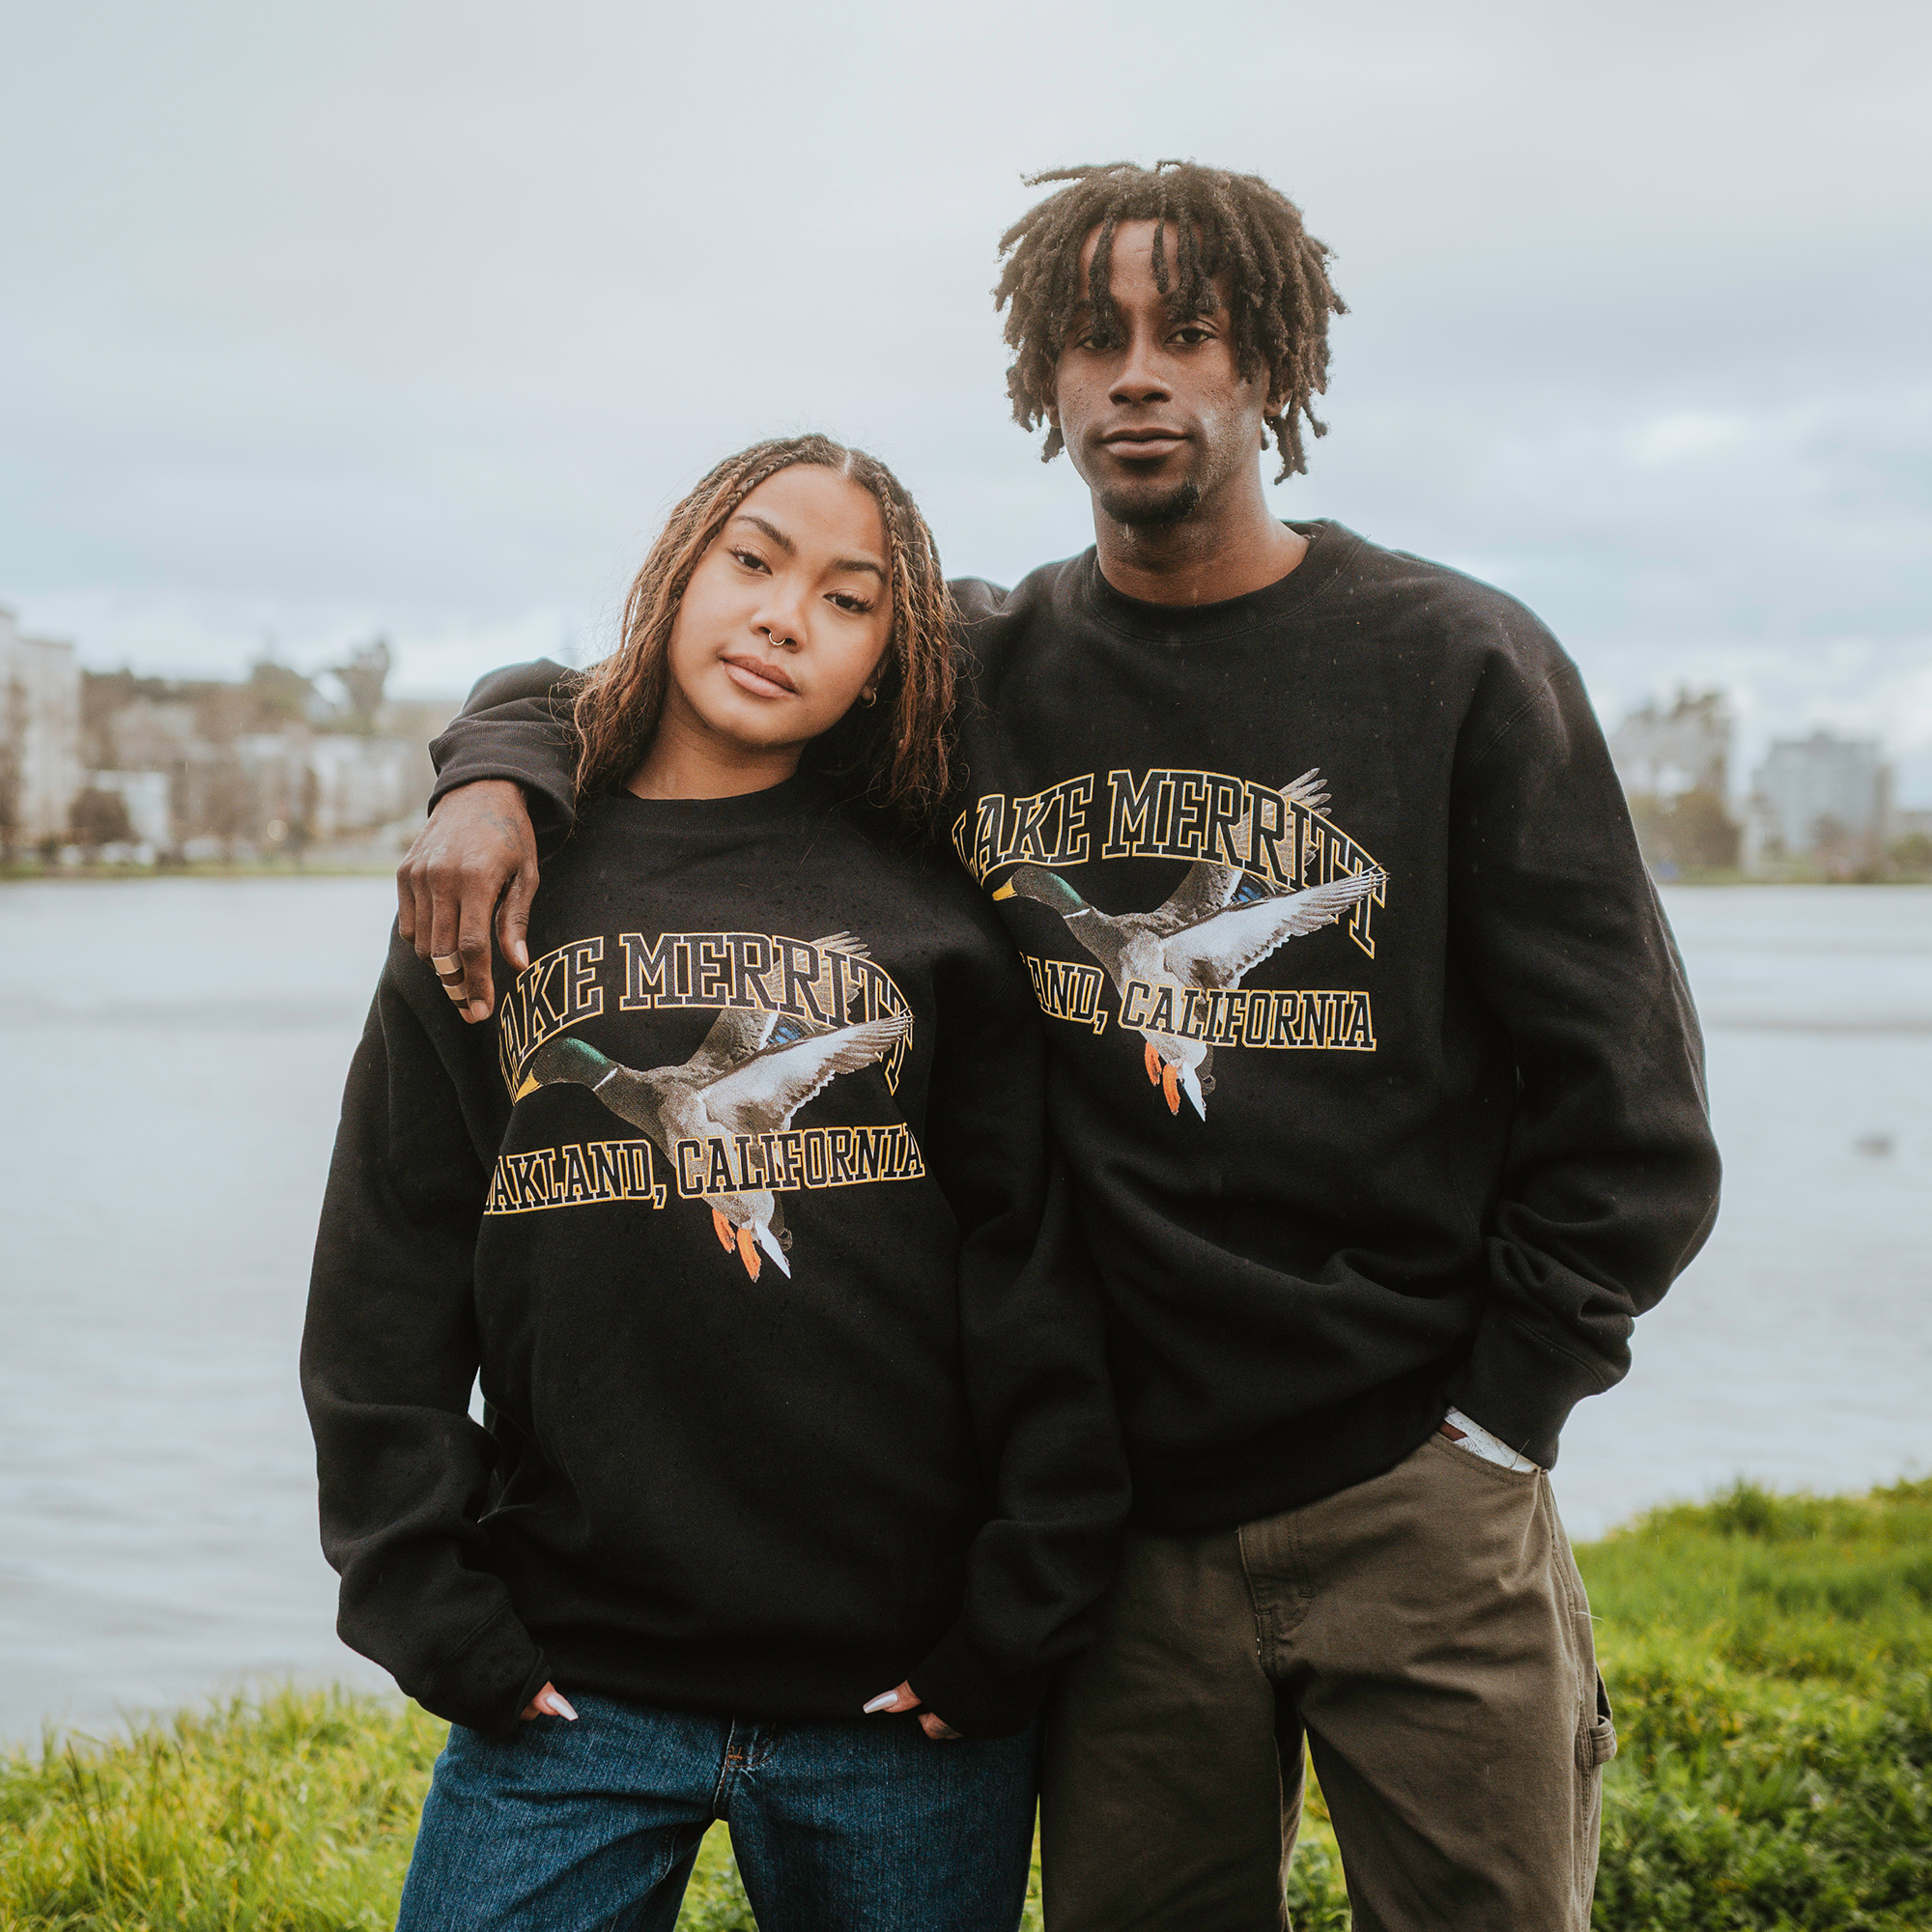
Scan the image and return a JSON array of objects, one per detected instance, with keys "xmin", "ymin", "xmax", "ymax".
[
  {"xmin": 755, "ymin": 581, "xmax": 810, "ymax": 651},
  {"xmin": 1109, "ymin": 323, "xmax": 1173, "ymax": 408}
]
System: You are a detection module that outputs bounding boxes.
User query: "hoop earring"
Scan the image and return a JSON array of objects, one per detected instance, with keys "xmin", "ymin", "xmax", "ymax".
[{"xmin": 860, "ymin": 689, "xmax": 879, "ymax": 707}]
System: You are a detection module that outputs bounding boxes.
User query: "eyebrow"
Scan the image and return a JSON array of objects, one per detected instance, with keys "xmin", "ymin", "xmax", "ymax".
[
  {"xmin": 732, "ymin": 512, "xmax": 795, "ymax": 554},
  {"xmin": 1065, "ymin": 291, "xmax": 1227, "ymax": 324},
  {"xmin": 730, "ymin": 511, "xmax": 886, "ymax": 581}
]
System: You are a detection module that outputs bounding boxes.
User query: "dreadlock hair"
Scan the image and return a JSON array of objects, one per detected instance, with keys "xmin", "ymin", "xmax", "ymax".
[
  {"xmin": 993, "ymin": 159, "xmax": 1346, "ymax": 484},
  {"xmin": 572, "ymin": 434, "xmax": 956, "ymax": 830}
]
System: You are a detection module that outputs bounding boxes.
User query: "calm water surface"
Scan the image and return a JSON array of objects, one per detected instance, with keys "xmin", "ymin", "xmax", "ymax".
[{"xmin": 3, "ymin": 879, "xmax": 1928, "ymax": 1741}]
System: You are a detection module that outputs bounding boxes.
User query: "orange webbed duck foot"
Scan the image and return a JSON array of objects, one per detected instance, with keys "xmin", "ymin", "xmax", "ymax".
[
  {"xmin": 735, "ymin": 1225, "xmax": 761, "ymax": 1281},
  {"xmin": 1161, "ymin": 1063, "xmax": 1181, "ymax": 1114},
  {"xmin": 712, "ymin": 1208, "xmax": 736, "ymax": 1252},
  {"xmin": 1144, "ymin": 1041, "xmax": 1163, "ymax": 1086}
]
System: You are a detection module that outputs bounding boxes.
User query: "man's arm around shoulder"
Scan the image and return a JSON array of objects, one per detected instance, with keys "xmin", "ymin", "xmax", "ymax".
[{"xmin": 398, "ymin": 659, "xmax": 579, "ymax": 1020}]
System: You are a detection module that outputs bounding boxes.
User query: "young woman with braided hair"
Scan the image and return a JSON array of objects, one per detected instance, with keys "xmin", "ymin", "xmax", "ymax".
[{"xmin": 303, "ymin": 434, "xmax": 1126, "ymax": 1932}]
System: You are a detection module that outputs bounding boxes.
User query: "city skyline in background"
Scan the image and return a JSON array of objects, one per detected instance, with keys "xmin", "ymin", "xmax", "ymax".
[
  {"xmin": 4, "ymin": 1, "xmax": 1929, "ymax": 797},
  {"xmin": 7, "ymin": 597, "xmax": 1922, "ymax": 882}
]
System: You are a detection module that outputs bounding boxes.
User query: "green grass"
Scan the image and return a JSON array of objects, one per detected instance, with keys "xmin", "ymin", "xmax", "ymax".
[
  {"xmin": 4, "ymin": 1478, "xmax": 1927, "ymax": 1929},
  {"xmin": 1582, "ymin": 1477, "xmax": 1932, "ymax": 1929}
]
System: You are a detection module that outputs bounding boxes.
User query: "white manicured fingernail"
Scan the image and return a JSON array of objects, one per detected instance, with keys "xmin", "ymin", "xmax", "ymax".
[
  {"xmin": 546, "ymin": 1691, "xmax": 579, "ymax": 1720},
  {"xmin": 863, "ymin": 1691, "xmax": 897, "ymax": 1714}
]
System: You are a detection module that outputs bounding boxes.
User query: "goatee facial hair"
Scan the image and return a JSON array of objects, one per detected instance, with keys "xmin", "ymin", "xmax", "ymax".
[{"xmin": 1098, "ymin": 479, "xmax": 1204, "ymax": 529}]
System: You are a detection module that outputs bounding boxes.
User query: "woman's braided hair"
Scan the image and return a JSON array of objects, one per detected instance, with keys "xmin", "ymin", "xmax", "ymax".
[
  {"xmin": 993, "ymin": 159, "xmax": 1347, "ymax": 483},
  {"xmin": 573, "ymin": 434, "xmax": 956, "ymax": 828}
]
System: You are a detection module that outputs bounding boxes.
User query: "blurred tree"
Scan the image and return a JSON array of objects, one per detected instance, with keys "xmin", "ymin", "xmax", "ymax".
[
  {"xmin": 332, "ymin": 639, "xmax": 391, "ymax": 733},
  {"xmin": 247, "ymin": 659, "xmax": 323, "ymax": 729},
  {"xmin": 1627, "ymin": 785, "xmax": 1741, "ymax": 874},
  {"xmin": 70, "ymin": 786, "xmax": 133, "ymax": 849},
  {"xmin": 1889, "ymin": 832, "xmax": 1932, "ymax": 880},
  {"xmin": 202, "ymin": 758, "xmax": 255, "ymax": 862}
]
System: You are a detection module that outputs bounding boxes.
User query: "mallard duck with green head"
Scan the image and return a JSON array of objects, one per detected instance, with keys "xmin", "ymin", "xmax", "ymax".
[
  {"xmin": 513, "ymin": 999, "xmax": 909, "ymax": 1281},
  {"xmin": 995, "ymin": 804, "xmax": 1382, "ymax": 1119}
]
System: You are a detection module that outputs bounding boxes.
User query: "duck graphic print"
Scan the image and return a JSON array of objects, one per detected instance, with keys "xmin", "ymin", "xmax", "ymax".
[
  {"xmin": 964, "ymin": 766, "xmax": 1385, "ymax": 1120},
  {"xmin": 487, "ymin": 928, "xmax": 919, "ymax": 1280}
]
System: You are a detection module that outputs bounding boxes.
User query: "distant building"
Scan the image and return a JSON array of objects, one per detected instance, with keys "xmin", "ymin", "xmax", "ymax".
[
  {"xmin": 0, "ymin": 623, "xmax": 461, "ymax": 864},
  {"xmin": 306, "ymin": 731, "xmax": 418, "ymax": 839},
  {"xmin": 1747, "ymin": 731, "xmax": 1892, "ymax": 876},
  {"xmin": 0, "ymin": 606, "xmax": 83, "ymax": 855},
  {"xmin": 1607, "ymin": 689, "xmax": 1740, "ymax": 874},
  {"xmin": 1608, "ymin": 688, "xmax": 1730, "ymax": 800},
  {"xmin": 76, "ymin": 657, "xmax": 456, "ymax": 860}
]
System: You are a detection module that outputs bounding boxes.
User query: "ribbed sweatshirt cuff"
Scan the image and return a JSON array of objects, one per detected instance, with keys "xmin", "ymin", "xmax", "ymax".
[
  {"xmin": 426, "ymin": 746, "xmax": 577, "ymax": 847},
  {"xmin": 420, "ymin": 1604, "xmax": 552, "ymax": 1740},
  {"xmin": 908, "ymin": 1623, "xmax": 1049, "ymax": 1741},
  {"xmin": 1444, "ymin": 1311, "xmax": 1614, "ymax": 1471}
]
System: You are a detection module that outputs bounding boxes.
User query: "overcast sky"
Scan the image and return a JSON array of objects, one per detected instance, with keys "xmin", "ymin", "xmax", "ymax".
[{"xmin": 4, "ymin": 0, "xmax": 1929, "ymax": 794}]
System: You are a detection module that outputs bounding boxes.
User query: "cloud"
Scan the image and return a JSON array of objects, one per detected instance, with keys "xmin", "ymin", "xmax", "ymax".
[{"xmin": 2, "ymin": 0, "xmax": 1927, "ymax": 789}]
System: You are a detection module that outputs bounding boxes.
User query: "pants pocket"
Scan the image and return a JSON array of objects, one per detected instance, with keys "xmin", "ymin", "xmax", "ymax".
[{"xmin": 1576, "ymin": 1671, "xmax": 1617, "ymax": 1772}]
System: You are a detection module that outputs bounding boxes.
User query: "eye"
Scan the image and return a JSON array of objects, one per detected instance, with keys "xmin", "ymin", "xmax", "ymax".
[
  {"xmin": 827, "ymin": 590, "xmax": 875, "ymax": 614},
  {"xmin": 1173, "ymin": 325, "xmax": 1214, "ymax": 346},
  {"xmin": 728, "ymin": 547, "xmax": 770, "ymax": 575}
]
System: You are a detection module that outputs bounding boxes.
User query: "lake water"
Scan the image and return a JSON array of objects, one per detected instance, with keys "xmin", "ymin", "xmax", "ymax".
[{"xmin": 3, "ymin": 878, "xmax": 1928, "ymax": 1743}]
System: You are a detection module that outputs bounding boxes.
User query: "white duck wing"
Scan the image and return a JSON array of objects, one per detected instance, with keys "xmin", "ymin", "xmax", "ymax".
[
  {"xmin": 1141, "ymin": 811, "xmax": 1254, "ymax": 937},
  {"xmin": 684, "ymin": 1007, "xmax": 780, "ymax": 1080},
  {"xmin": 1143, "ymin": 860, "xmax": 1244, "ymax": 937},
  {"xmin": 680, "ymin": 931, "xmax": 867, "ymax": 1078},
  {"xmin": 1168, "ymin": 869, "xmax": 1384, "ymax": 989},
  {"xmin": 702, "ymin": 1013, "xmax": 910, "ymax": 1134}
]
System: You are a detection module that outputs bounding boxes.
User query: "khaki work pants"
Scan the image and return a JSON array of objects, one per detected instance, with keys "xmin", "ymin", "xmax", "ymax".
[{"xmin": 1039, "ymin": 1432, "xmax": 1617, "ymax": 1932}]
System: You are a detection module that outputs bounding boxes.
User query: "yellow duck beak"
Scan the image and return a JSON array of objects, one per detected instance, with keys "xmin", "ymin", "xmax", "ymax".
[
  {"xmin": 514, "ymin": 1072, "xmax": 539, "ymax": 1100},
  {"xmin": 991, "ymin": 879, "xmax": 1016, "ymax": 900}
]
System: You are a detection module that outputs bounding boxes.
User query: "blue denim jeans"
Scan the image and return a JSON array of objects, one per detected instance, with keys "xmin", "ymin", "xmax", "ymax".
[{"xmin": 395, "ymin": 1692, "xmax": 1039, "ymax": 1932}]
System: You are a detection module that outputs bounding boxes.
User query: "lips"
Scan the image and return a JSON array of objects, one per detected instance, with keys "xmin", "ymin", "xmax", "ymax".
[
  {"xmin": 721, "ymin": 653, "xmax": 798, "ymax": 697},
  {"xmin": 1101, "ymin": 427, "xmax": 1187, "ymax": 457}
]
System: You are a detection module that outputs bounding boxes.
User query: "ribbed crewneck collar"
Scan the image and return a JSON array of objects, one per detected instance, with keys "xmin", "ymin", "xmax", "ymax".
[
  {"xmin": 1081, "ymin": 520, "xmax": 1357, "ymax": 645},
  {"xmin": 598, "ymin": 768, "xmax": 834, "ymax": 834}
]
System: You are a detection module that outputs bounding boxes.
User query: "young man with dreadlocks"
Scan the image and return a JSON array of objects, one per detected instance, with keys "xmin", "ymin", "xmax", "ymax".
[{"xmin": 398, "ymin": 161, "xmax": 1719, "ymax": 1932}]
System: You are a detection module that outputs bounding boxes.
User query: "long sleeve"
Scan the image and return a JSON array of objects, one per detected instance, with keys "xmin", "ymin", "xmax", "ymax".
[
  {"xmin": 427, "ymin": 659, "xmax": 582, "ymax": 840},
  {"xmin": 300, "ymin": 931, "xmax": 550, "ymax": 1736},
  {"xmin": 905, "ymin": 921, "xmax": 1130, "ymax": 1737},
  {"xmin": 1443, "ymin": 656, "xmax": 1722, "ymax": 1467}
]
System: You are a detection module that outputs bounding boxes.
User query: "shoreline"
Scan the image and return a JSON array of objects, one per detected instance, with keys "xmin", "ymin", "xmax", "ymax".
[{"xmin": 2, "ymin": 857, "xmax": 400, "ymax": 882}]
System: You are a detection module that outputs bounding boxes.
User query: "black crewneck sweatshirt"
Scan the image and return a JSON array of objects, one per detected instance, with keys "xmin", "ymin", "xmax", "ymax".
[
  {"xmin": 303, "ymin": 777, "xmax": 1127, "ymax": 1739},
  {"xmin": 428, "ymin": 521, "xmax": 1720, "ymax": 1530}
]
